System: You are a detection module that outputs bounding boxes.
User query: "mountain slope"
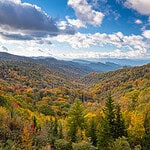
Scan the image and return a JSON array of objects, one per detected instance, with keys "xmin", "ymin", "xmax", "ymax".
[
  {"xmin": 0, "ymin": 52, "xmax": 93, "ymax": 80},
  {"xmin": 72, "ymin": 59, "xmax": 124, "ymax": 72},
  {"xmin": 81, "ymin": 63, "xmax": 150, "ymax": 101},
  {"xmin": 0, "ymin": 59, "xmax": 77, "ymax": 89}
]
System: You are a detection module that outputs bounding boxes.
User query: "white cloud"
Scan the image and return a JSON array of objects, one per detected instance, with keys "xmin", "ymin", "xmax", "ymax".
[
  {"xmin": 68, "ymin": 0, "xmax": 104, "ymax": 27},
  {"xmin": 49, "ymin": 31, "xmax": 149, "ymax": 58},
  {"xmin": 0, "ymin": 0, "xmax": 76, "ymax": 40},
  {"xmin": 0, "ymin": 1, "xmax": 59, "ymax": 33},
  {"xmin": 58, "ymin": 21, "xmax": 68, "ymax": 30},
  {"xmin": 0, "ymin": 0, "xmax": 21, "ymax": 3},
  {"xmin": 55, "ymin": 49, "xmax": 147, "ymax": 59},
  {"xmin": 66, "ymin": 16, "xmax": 86, "ymax": 28},
  {"xmin": 135, "ymin": 19, "xmax": 142, "ymax": 24},
  {"xmin": 124, "ymin": 0, "xmax": 150, "ymax": 15},
  {"xmin": 51, "ymin": 32, "xmax": 146, "ymax": 50},
  {"xmin": 0, "ymin": 0, "xmax": 61, "ymax": 42},
  {"xmin": 0, "ymin": 30, "xmax": 149, "ymax": 58},
  {"xmin": 142, "ymin": 30, "xmax": 150, "ymax": 39}
]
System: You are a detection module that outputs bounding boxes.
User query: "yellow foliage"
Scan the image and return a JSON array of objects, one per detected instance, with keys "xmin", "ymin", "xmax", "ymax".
[
  {"xmin": 84, "ymin": 112, "xmax": 96, "ymax": 118},
  {"xmin": 127, "ymin": 112, "xmax": 145, "ymax": 142}
]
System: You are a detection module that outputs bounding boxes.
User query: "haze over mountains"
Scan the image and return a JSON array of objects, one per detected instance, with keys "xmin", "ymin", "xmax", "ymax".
[
  {"xmin": 73, "ymin": 58, "xmax": 150, "ymax": 66},
  {"xmin": 1, "ymin": 52, "xmax": 149, "ymax": 74}
]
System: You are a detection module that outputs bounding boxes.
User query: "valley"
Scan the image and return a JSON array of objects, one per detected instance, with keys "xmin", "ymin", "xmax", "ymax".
[{"xmin": 0, "ymin": 52, "xmax": 150, "ymax": 149}]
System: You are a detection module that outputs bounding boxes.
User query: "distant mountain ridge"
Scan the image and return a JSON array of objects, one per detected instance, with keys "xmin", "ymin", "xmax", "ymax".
[
  {"xmin": 73, "ymin": 57, "xmax": 150, "ymax": 66},
  {"xmin": 0, "ymin": 52, "xmax": 127, "ymax": 73},
  {"xmin": 0, "ymin": 52, "xmax": 93, "ymax": 80}
]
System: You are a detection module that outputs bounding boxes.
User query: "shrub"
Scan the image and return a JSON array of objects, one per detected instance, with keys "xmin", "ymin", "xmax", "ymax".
[
  {"xmin": 72, "ymin": 142, "xmax": 97, "ymax": 150},
  {"xmin": 111, "ymin": 136, "xmax": 131, "ymax": 150},
  {"xmin": 54, "ymin": 139, "xmax": 72, "ymax": 150}
]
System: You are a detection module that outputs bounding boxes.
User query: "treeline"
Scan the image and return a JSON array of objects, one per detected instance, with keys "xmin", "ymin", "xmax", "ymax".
[{"xmin": 0, "ymin": 94, "xmax": 150, "ymax": 150}]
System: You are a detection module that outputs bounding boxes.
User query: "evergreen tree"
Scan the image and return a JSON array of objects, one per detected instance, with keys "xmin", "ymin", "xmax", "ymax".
[
  {"xmin": 141, "ymin": 132, "xmax": 150, "ymax": 150},
  {"xmin": 87, "ymin": 117, "xmax": 97, "ymax": 146},
  {"xmin": 142, "ymin": 111, "xmax": 150, "ymax": 150},
  {"xmin": 114, "ymin": 105, "xmax": 127, "ymax": 139},
  {"xmin": 97, "ymin": 96, "xmax": 115, "ymax": 149},
  {"xmin": 67, "ymin": 100, "xmax": 85, "ymax": 142},
  {"xmin": 97, "ymin": 116, "xmax": 113, "ymax": 150},
  {"xmin": 104, "ymin": 95, "xmax": 116, "ymax": 138},
  {"xmin": 97, "ymin": 96, "xmax": 127, "ymax": 150}
]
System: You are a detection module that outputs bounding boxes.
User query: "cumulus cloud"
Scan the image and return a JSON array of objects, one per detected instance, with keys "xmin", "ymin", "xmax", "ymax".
[
  {"xmin": 0, "ymin": 0, "xmax": 21, "ymax": 3},
  {"xmin": 124, "ymin": 0, "xmax": 150, "ymax": 15},
  {"xmin": 51, "ymin": 32, "xmax": 146, "ymax": 50},
  {"xmin": 67, "ymin": 0, "xmax": 104, "ymax": 27},
  {"xmin": 142, "ymin": 30, "xmax": 150, "ymax": 39},
  {"xmin": 0, "ymin": 31, "xmax": 35, "ymax": 40},
  {"xmin": 0, "ymin": 0, "xmax": 76, "ymax": 41},
  {"xmin": 58, "ymin": 20, "xmax": 75, "ymax": 35},
  {"xmin": 135, "ymin": 19, "xmax": 142, "ymax": 24},
  {"xmin": 50, "ymin": 31, "xmax": 149, "ymax": 58},
  {"xmin": 56, "ymin": 49, "xmax": 147, "ymax": 59},
  {"xmin": 66, "ymin": 16, "xmax": 86, "ymax": 28},
  {"xmin": 0, "ymin": 0, "xmax": 58, "ymax": 33}
]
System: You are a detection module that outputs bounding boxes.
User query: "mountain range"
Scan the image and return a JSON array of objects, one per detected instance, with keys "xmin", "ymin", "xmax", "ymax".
[{"xmin": 0, "ymin": 52, "xmax": 131, "ymax": 74}]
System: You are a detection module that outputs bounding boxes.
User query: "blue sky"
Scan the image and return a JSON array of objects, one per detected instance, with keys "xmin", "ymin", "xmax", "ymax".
[{"xmin": 0, "ymin": 0, "xmax": 150, "ymax": 59}]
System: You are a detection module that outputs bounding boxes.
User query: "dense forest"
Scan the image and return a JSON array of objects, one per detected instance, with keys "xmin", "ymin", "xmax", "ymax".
[{"xmin": 0, "ymin": 53, "xmax": 150, "ymax": 150}]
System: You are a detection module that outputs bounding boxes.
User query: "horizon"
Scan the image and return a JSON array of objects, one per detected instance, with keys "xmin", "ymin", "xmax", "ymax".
[
  {"xmin": 0, "ymin": 0, "xmax": 150, "ymax": 59},
  {"xmin": 1, "ymin": 51, "xmax": 150, "ymax": 62}
]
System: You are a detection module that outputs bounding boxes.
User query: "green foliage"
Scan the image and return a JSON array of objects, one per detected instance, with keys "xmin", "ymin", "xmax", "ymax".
[
  {"xmin": 103, "ymin": 95, "xmax": 116, "ymax": 138},
  {"xmin": 0, "ymin": 139, "xmax": 16, "ymax": 150},
  {"xmin": 141, "ymin": 132, "xmax": 150, "ymax": 150},
  {"xmin": 38, "ymin": 104, "xmax": 55, "ymax": 116},
  {"xmin": 58, "ymin": 121, "xmax": 63, "ymax": 139},
  {"xmin": 86, "ymin": 117, "xmax": 97, "ymax": 146},
  {"xmin": 47, "ymin": 117, "xmax": 58, "ymax": 147},
  {"xmin": 0, "ymin": 95, "xmax": 7, "ymax": 107},
  {"xmin": 67, "ymin": 100, "xmax": 85, "ymax": 142},
  {"xmin": 72, "ymin": 142, "xmax": 97, "ymax": 150},
  {"xmin": 144, "ymin": 109, "xmax": 150, "ymax": 134},
  {"xmin": 97, "ymin": 96, "xmax": 127, "ymax": 149},
  {"xmin": 55, "ymin": 139, "xmax": 72, "ymax": 150},
  {"xmin": 115, "ymin": 105, "xmax": 127, "ymax": 138},
  {"xmin": 111, "ymin": 136, "xmax": 131, "ymax": 150},
  {"xmin": 97, "ymin": 118, "xmax": 113, "ymax": 150}
]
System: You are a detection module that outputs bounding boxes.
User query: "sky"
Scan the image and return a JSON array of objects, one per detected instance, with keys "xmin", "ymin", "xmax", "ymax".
[{"xmin": 0, "ymin": 0, "xmax": 150, "ymax": 59}]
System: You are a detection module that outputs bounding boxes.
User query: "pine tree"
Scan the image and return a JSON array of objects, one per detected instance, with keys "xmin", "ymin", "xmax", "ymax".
[
  {"xmin": 114, "ymin": 105, "xmax": 127, "ymax": 139},
  {"xmin": 104, "ymin": 95, "xmax": 116, "ymax": 138},
  {"xmin": 88, "ymin": 117, "xmax": 97, "ymax": 146},
  {"xmin": 142, "ymin": 111, "xmax": 150, "ymax": 150},
  {"xmin": 97, "ymin": 95, "xmax": 127, "ymax": 150},
  {"xmin": 67, "ymin": 100, "xmax": 85, "ymax": 142},
  {"xmin": 97, "ymin": 95, "xmax": 115, "ymax": 149}
]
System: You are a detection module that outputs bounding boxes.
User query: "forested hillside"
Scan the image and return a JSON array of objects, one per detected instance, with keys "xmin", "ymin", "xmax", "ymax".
[
  {"xmin": 0, "ymin": 52, "xmax": 93, "ymax": 80},
  {"xmin": 0, "ymin": 53, "xmax": 150, "ymax": 150}
]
